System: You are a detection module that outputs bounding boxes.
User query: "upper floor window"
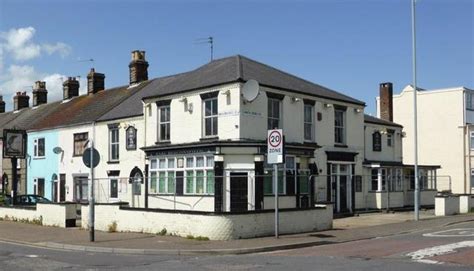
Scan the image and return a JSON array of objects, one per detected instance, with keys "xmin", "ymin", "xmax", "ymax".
[
  {"xmin": 387, "ymin": 133, "xmax": 393, "ymax": 147},
  {"xmin": 334, "ymin": 109, "xmax": 345, "ymax": 144},
  {"xmin": 304, "ymin": 103, "xmax": 314, "ymax": 141},
  {"xmin": 203, "ymin": 98, "xmax": 218, "ymax": 137},
  {"xmin": 33, "ymin": 138, "xmax": 45, "ymax": 158},
  {"xmin": 373, "ymin": 131, "xmax": 382, "ymax": 152},
  {"xmin": 73, "ymin": 132, "xmax": 88, "ymax": 156},
  {"xmin": 109, "ymin": 125, "xmax": 119, "ymax": 161},
  {"xmin": 470, "ymin": 132, "xmax": 474, "ymax": 150},
  {"xmin": 268, "ymin": 98, "xmax": 281, "ymax": 129},
  {"xmin": 158, "ymin": 106, "xmax": 171, "ymax": 141},
  {"xmin": 467, "ymin": 92, "xmax": 474, "ymax": 110}
]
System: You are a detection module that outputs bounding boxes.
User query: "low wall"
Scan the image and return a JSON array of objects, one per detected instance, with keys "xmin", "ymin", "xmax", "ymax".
[
  {"xmin": 435, "ymin": 195, "xmax": 459, "ymax": 216},
  {"xmin": 82, "ymin": 203, "xmax": 333, "ymax": 240},
  {"xmin": 459, "ymin": 195, "xmax": 474, "ymax": 214},
  {"xmin": 0, "ymin": 203, "xmax": 78, "ymax": 227}
]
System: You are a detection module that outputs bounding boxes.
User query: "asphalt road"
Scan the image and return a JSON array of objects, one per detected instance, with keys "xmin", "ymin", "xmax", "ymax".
[{"xmin": 1, "ymin": 220, "xmax": 473, "ymax": 271}]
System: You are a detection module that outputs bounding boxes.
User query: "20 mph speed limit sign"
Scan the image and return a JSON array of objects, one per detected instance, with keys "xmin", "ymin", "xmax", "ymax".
[{"xmin": 267, "ymin": 129, "xmax": 284, "ymax": 164}]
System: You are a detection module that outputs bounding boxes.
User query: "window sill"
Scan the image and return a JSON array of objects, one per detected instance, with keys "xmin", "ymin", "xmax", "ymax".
[
  {"xmin": 33, "ymin": 156, "xmax": 46, "ymax": 160},
  {"xmin": 334, "ymin": 144, "xmax": 348, "ymax": 148},
  {"xmin": 155, "ymin": 140, "xmax": 171, "ymax": 145},
  {"xmin": 107, "ymin": 161, "xmax": 120, "ymax": 164},
  {"xmin": 200, "ymin": 136, "xmax": 219, "ymax": 141}
]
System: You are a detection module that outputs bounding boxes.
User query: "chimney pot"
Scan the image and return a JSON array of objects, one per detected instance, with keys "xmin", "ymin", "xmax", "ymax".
[
  {"xmin": 13, "ymin": 91, "xmax": 30, "ymax": 111},
  {"xmin": 129, "ymin": 50, "xmax": 149, "ymax": 85},
  {"xmin": 32, "ymin": 80, "xmax": 48, "ymax": 106},
  {"xmin": 379, "ymin": 82, "xmax": 393, "ymax": 121},
  {"xmin": 87, "ymin": 68, "xmax": 105, "ymax": 95},
  {"xmin": 0, "ymin": 95, "xmax": 5, "ymax": 113},
  {"xmin": 63, "ymin": 77, "xmax": 80, "ymax": 100}
]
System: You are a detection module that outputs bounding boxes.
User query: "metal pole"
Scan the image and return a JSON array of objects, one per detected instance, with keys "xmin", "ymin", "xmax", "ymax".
[
  {"xmin": 11, "ymin": 158, "xmax": 17, "ymax": 205},
  {"xmin": 274, "ymin": 164, "xmax": 279, "ymax": 238},
  {"xmin": 89, "ymin": 123, "xmax": 95, "ymax": 241},
  {"xmin": 411, "ymin": 0, "xmax": 420, "ymax": 221}
]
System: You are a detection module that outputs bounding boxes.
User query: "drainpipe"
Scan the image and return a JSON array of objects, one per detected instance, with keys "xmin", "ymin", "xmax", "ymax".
[{"xmin": 143, "ymin": 102, "xmax": 148, "ymax": 208}]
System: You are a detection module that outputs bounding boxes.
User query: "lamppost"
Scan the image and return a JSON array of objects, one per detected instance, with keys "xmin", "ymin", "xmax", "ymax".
[{"xmin": 411, "ymin": 0, "xmax": 420, "ymax": 221}]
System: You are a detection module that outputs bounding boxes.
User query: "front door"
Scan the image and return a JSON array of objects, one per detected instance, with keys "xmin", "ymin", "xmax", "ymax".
[
  {"xmin": 330, "ymin": 164, "xmax": 352, "ymax": 213},
  {"xmin": 53, "ymin": 181, "xmax": 58, "ymax": 202},
  {"xmin": 73, "ymin": 176, "xmax": 88, "ymax": 203},
  {"xmin": 230, "ymin": 172, "xmax": 248, "ymax": 212},
  {"xmin": 59, "ymin": 174, "xmax": 66, "ymax": 202}
]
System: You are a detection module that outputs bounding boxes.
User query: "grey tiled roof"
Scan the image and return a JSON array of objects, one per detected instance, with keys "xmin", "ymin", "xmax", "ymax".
[
  {"xmin": 141, "ymin": 55, "xmax": 366, "ymax": 106},
  {"xmin": 364, "ymin": 114, "xmax": 403, "ymax": 128}
]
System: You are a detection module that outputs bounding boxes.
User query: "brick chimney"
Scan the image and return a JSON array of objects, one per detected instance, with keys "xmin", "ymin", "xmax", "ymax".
[
  {"xmin": 13, "ymin": 92, "xmax": 29, "ymax": 111},
  {"xmin": 379, "ymin": 82, "xmax": 393, "ymax": 121},
  {"xmin": 63, "ymin": 77, "xmax": 80, "ymax": 100},
  {"xmin": 87, "ymin": 68, "xmax": 105, "ymax": 95},
  {"xmin": 32, "ymin": 81, "xmax": 48, "ymax": 106},
  {"xmin": 0, "ymin": 95, "xmax": 5, "ymax": 113},
  {"xmin": 129, "ymin": 50, "xmax": 149, "ymax": 85}
]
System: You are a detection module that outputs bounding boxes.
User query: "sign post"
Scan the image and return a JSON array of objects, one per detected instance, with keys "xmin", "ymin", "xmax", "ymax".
[
  {"xmin": 83, "ymin": 144, "xmax": 100, "ymax": 242},
  {"xmin": 3, "ymin": 129, "xmax": 26, "ymax": 205},
  {"xmin": 267, "ymin": 129, "xmax": 284, "ymax": 238}
]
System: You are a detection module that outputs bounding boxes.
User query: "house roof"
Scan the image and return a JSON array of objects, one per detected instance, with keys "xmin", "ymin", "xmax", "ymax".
[
  {"xmin": 0, "ymin": 101, "xmax": 63, "ymax": 137},
  {"xmin": 141, "ymin": 55, "xmax": 366, "ymax": 106},
  {"xmin": 364, "ymin": 114, "xmax": 403, "ymax": 128},
  {"xmin": 29, "ymin": 81, "xmax": 151, "ymax": 131}
]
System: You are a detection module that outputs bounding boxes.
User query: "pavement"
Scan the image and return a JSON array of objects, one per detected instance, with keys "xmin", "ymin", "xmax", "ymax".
[{"xmin": 1, "ymin": 210, "xmax": 473, "ymax": 256}]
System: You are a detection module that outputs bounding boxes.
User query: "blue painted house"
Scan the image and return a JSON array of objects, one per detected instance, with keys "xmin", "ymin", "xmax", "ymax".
[{"xmin": 27, "ymin": 129, "xmax": 60, "ymax": 200}]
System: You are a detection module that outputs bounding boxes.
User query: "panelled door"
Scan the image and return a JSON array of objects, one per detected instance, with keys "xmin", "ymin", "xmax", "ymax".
[{"xmin": 230, "ymin": 172, "xmax": 248, "ymax": 212}]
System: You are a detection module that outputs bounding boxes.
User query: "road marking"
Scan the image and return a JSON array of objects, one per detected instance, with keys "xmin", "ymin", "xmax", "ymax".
[
  {"xmin": 423, "ymin": 228, "xmax": 474, "ymax": 237},
  {"xmin": 407, "ymin": 241, "xmax": 474, "ymax": 265}
]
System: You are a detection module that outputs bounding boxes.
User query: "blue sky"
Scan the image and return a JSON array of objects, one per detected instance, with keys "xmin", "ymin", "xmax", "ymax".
[{"xmin": 0, "ymin": 0, "xmax": 472, "ymax": 113}]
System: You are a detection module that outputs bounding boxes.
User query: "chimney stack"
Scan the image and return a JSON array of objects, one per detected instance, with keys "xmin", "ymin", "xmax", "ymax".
[
  {"xmin": 379, "ymin": 82, "xmax": 393, "ymax": 121},
  {"xmin": 13, "ymin": 92, "xmax": 30, "ymax": 111},
  {"xmin": 32, "ymin": 81, "xmax": 48, "ymax": 106},
  {"xmin": 129, "ymin": 50, "xmax": 149, "ymax": 85},
  {"xmin": 0, "ymin": 96, "xmax": 5, "ymax": 113},
  {"xmin": 63, "ymin": 77, "xmax": 80, "ymax": 100},
  {"xmin": 87, "ymin": 68, "xmax": 105, "ymax": 95}
]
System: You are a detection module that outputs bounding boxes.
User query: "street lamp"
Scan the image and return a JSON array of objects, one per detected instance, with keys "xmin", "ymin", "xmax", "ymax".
[{"xmin": 411, "ymin": 0, "xmax": 420, "ymax": 221}]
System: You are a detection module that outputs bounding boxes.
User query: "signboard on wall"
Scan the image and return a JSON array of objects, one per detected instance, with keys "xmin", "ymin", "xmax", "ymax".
[
  {"xmin": 126, "ymin": 126, "xmax": 137, "ymax": 150},
  {"xmin": 267, "ymin": 129, "xmax": 284, "ymax": 164},
  {"xmin": 2, "ymin": 129, "xmax": 26, "ymax": 159}
]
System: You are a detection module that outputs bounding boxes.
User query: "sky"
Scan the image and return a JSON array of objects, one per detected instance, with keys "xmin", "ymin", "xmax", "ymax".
[{"xmin": 0, "ymin": 0, "xmax": 472, "ymax": 113}]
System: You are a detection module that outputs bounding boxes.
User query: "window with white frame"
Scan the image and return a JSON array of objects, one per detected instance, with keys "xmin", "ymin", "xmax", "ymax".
[
  {"xmin": 158, "ymin": 105, "xmax": 170, "ymax": 141},
  {"xmin": 467, "ymin": 92, "xmax": 474, "ymax": 110},
  {"xmin": 267, "ymin": 98, "xmax": 281, "ymax": 129},
  {"xmin": 33, "ymin": 138, "xmax": 45, "ymax": 158},
  {"xmin": 109, "ymin": 125, "xmax": 119, "ymax": 161},
  {"xmin": 334, "ymin": 109, "xmax": 345, "ymax": 144},
  {"xmin": 203, "ymin": 98, "xmax": 218, "ymax": 137},
  {"xmin": 304, "ymin": 104, "xmax": 314, "ymax": 141},
  {"xmin": 263, "ymin": 155, "xmax": 297, "ymax": 195},
  {"xmin": 149, "ymin": 155, "xmax": 215, "ymax": 195},
  {"xmin": 470, "ymin": 132, "xmax": 474, "ymax": 150}
]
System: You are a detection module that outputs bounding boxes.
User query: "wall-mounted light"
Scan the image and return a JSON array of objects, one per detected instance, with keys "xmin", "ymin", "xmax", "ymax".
[
  {"xmin": 187, "ymin": 102, "xmax": 193, "ymax": 113},
  {"xmin": 324, "ymin": 103, "xmax": 333, "ymax": 108},
  {"xmin": 290, "ymin": 97, "xmax": 301, "ymax": 103},
  {"xmin": 179, "ymin": 96, "xmax": 187, "ymax": 103},
  {"xmin": 354, "ymin": 108, "xmax": 363, "ymax": 113},
  {"xmin": 221, "ymin": 89, "xmax": 231, "ymax": 96}
]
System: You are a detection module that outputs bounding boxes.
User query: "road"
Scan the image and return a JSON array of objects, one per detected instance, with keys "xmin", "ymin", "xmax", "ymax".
[{"xmin": 1, "ymin": 220, "xmax": 473, "ymax": 270}]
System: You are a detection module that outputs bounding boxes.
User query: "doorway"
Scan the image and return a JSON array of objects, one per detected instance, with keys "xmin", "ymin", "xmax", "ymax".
[
  {"xmin": 230, "ymin": 172, "xmax": 248, "ymax": 212},
  {"xmin": 330, "ymin": 164, "xmax": 352, "ymax": 213},
  {"xmin": 59, "ymin": 174, "xmax": 66, "ymax": 202},
  {"xmin": 73, "ymin": 176, "xmax": 88, "ymax": 203}
]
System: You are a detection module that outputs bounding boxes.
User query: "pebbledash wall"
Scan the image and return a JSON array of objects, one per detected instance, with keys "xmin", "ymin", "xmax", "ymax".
[{"xmin": 81, "ymin": 203, "xmax": 333, "ymax": 240}]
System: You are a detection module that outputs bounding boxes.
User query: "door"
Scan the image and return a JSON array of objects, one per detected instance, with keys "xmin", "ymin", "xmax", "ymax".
[
  {"xmin": 53, "ymin": 181, "xmax": 58, "ymax": 202},
  {"xmin": 110, "ymin": 179, "xmax": 118, "ymax": 199},
  {"xmin": 59, "ymin": 174, "xmax": 66, "ymax": 202},
  {"xmin": 330, "ymin": 164, "xmax": 352, "ymax": 213},
  {"xmin": 74, "ymin": 176, "xmax": 88, "ymax": 203},
  {"xmin": 230, "ymin": 172, "xmax": 248, "ymax": 212},
  {"xmin": 37, "ymin": 178, "xmax": 45, "ymax": 197}
]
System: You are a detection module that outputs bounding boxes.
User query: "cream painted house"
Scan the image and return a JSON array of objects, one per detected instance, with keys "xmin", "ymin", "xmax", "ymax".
[
  {"xmin": 377, "ymin": 84, "xmax": 474, "ymax": 195},
  {"xmin": 141, "ymin": 55, "xmax": 366, "ymax": 213}
]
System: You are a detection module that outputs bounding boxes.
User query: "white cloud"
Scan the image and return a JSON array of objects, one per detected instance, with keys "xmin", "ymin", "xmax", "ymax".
[
  {"xmin": 42, "ymin": 42, "xmax": 72, "ymax": 58},
  {"xmin": 0, "ymin": 64, "xmax": 86, "ymax": 111},
  {"xmin": 0, "ymin": 26, "xmax": 71, "ymax": 61}
]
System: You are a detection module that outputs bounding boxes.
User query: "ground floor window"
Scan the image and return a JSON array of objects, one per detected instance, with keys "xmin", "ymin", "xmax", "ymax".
[
  {"xmin": 370, "ymin": 168, "xmax": 403, "ymax": 192},
  {"xmin": 149, "ymin": 155, "xmax": 215, "ymax": 195},
  {"xmin": 34, "ymin": 178, "xmax": 45, "ymax": 197},
  {"xmin": 110, "ymin": 179, "xmax": 118, "ymax": 198}
]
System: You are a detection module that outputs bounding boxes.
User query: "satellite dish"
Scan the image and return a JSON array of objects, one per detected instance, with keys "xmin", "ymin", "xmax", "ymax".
[
  {"xmin": 53, "ymin": 147, "xmax": 63, "ymax": 154},
  {"xmin": 242, "ymin": 79, "xmax": 260, "ymax": 102}
]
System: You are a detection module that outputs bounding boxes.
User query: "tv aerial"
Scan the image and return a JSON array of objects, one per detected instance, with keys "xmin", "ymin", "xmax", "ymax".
[
  {"xmin": 241, "ymin": 79, "xmax": 260, "ymax": 103},
  {"xmin": 194, "ymin": 36, "xmax": 214, "ymax": 61}
]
